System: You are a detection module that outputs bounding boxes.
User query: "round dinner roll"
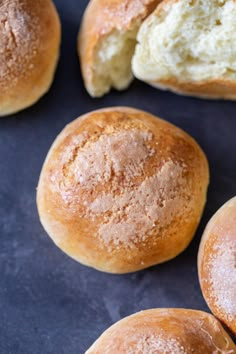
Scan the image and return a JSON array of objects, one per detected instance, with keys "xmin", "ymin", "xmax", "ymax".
[
  {"xmin": 0, "ymin": 0, "xmax": 61, "ymax": 116},
  {"xmin": 78, "ymin": 0, "xmax": 161, "ymax": 97},
  {"xmin": 132, "ymin": 0, "xmax": 236, "ymax": 100},
  {"xmin": 37, "ymin": 107, "xmax": 209, "ymax": 274},
  {"xmin": 86, "ymin": 309, "xmax": 236, "ymax": 353},
  {"xmin": 198, "ymin": 197, "xmax": 236, "ymax": 336}
]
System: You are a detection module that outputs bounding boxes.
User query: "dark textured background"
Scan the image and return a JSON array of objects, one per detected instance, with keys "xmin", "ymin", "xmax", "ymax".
[{"xmin": 0, "ymin": 1, "xmax": 235, "ymax": 353}]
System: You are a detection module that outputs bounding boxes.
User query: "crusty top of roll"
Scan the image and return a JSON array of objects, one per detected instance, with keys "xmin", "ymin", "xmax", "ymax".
[
  {"xmin": 86, "ymin": 309, "xmax": 236, "ymax": 353},
  {"xmin": 198, "ymin": 197, "xmax": 236, "ymax": 336},
  {"xmin": 0, "ymin": 0, "xmax": 60, "ymax": 116},
  {"xmin": 81, "ymin": 0, "xmax": 160, "ymax": 31},
  {"xmin": 37, "ymin": 107, "xmax": 209, "ymax": 273},
  {"xmin": 78, "ymin": 0, "xmax": 161, "ymax": 97}
]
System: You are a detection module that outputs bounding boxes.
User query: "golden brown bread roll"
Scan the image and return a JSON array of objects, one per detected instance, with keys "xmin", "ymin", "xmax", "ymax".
[
  {"xmin": 132, "ymin": 0, "xmax": 236, "ymax": 100},
  {"xmin": 86, "ymin": 309, "xmax": 236, "ymax": 353},
  {"xmin": 0, "ymin": 0, "xmax": 61, "ymax": 116},
  {"xmin": 198, "ymin": 197, "xmax": 236, "ymax": 336},
  {"xmin": 78, "ymin": 0, "xmax": 161, "ymax": 97},
  {"xmin": 37, "ymin": 107, "xmax": 209, "ymax": 273}
]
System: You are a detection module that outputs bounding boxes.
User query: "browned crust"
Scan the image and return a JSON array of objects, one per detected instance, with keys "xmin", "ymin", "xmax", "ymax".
[
  {"xmin": 0, "ymin": 0, "xmax": 61, "ymax": 116},
  {"xmin": 151, "ymin": 78, "xmax": 236, "ymax": 100},
  {"xmin": 86, "ymin": 309, "xmax": 236, "ymax": 353},
  {"xmin": 78, "ymin": 0, "xmax": 162, "ymax": 96},
  {"xmin": 198, "ymin": 197, "xmax": 236, "ymax": 336},
  {"xmin": 138, "ymin": 0, "xmax": 236, "ymax": 100},
  {"xmin": 37, "ymin": 107, "xmax": 209, "ymax": 274}
]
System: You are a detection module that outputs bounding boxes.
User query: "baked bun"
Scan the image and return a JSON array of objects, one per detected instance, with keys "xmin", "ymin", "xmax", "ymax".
[
  {"xmin": 198, "ymin": 197, "xmax": 236, "ymax": 336},
  {"xmin": 78, "ymin": 0, "xmax": 161, "ymax": 97},
  {"xmin": 86, "ymin": 309, "xmax": 236, "ymax": 353},
  {"xmin": 37, "ymin": 107, "xmax": 209, "ymax": 274},
  {"xmin": 0, "ymin": 0, "xmax": 61, "ymax": 116},
  {"xmin": 132, "ymin": 0, "xmax": 236, "ymax": 100}
]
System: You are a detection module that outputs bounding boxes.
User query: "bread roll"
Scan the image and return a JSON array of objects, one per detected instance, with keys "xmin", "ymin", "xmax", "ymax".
[
  {"xmin": 86, "ymin": 309, "xmax": 236, "ymax": 353},
  {"xmin": 0, "ymin": 0, "xmax": 61, "ymax": 116},
  {"xmin": 78, "ymin": 0, "xmax": 161, "ymax": 97},
  {"xmin": 132, "ymin": 0, "xmax": 236, "ymax": 100},
  {"xmin": 37, "ymin": 107, "xmax": 209, "ymax": 273},
  {"xmin": 198, "ymin": 197, "xmax": 236, "ymax": 336}
]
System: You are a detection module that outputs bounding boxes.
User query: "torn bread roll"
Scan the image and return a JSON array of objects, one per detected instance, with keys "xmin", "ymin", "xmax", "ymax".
[
  {"xmin": 78, "ymin": 0, "xmax": 161, "ymax": 97},
  {"xmin": 198, "ymin": 197, "xmax": 236, "ymax": 336},
  {"xmin": 86, "ymin": 309, "xmax": 236, "ymax": 353},
  {"xmin": 37, "ymin": 107, "xmax": 209, "ymax": 273},
  {"xmin": 132, "ymin": 0, "xmax": 236, "ymax": 100},
  {"xmin": 0, "ymin": 0, "xmax": 61, "ymax": 116}
]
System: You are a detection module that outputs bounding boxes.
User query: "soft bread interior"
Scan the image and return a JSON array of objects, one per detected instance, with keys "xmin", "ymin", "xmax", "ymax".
[
  {"xmin": 91, "ymin": 26, "xmax": 138, "ymax": 97},
  {"xmin": 132, "ymin": 0, "xmax": 236, "ymax": 84}
]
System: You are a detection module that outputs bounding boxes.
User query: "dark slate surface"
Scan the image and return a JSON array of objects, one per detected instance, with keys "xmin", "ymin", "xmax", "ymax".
[{"xmin": 0, "ymin": 1, "xmax": 235, "ymax": 353}]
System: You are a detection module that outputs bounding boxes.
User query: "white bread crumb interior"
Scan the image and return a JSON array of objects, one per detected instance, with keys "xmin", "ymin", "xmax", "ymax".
[
  {"xmin": 132, "ymin": 0, "xmax": 236, "ymax": 84},
  {"xmin": 91, "ymin": 27, "xmax": 138, "ymax": 97}
]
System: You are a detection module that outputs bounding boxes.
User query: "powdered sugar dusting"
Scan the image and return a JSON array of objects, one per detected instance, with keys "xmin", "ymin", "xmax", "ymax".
[
  {"xmin": 0, "ymin": 1, "xmax": 41, "ymax": 90},
  {"xmin": 126, "ymin": 334, "xmax": 187, "ymax": 354},
  {"xmin": 210, "ymin": 239, "xmax": 236, "ymax": 321},
  {"xmin": 87, "ymin": 310, "xmax": 236, "ymax": 354},
  {"xmin": 89, "ymin": 160, "xmax": 190, "ymax": 249},
  {"xmin": 63, "ymin": 129, "xmax": 154, "ymax": 189},
  {"xmin": 59, "ymin": 124, "xmax": 196, "ymax": 252}
]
